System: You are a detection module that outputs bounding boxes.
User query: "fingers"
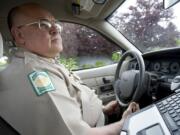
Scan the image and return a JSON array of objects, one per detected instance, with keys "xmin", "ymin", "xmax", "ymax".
[
  {"xmin": 122, "ymin": 108, "xmax": 131, "ymax": 119},
  {"xmin": 128, "ymin": 102, "xmax": 140, "ymax": 113},
  {"xmin": 111, "ymin": 100, "xmax": 118, "ymax": 107},
  {"xmin": 121, "ymin": 102, "xmax": 140, "ymax": 120},
  {"xmin": 109, "ymin": 100, "xmax": 118, "ymax": 105},
  {"xmin": 107, "ymin": 100, "xmax": 118, "ymax": 110},
  {"xmin": 103, "ymin": 100, "xmax": 119, "ymax": 115}
]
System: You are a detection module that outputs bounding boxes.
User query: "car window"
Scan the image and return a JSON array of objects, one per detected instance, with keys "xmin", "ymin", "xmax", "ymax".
[
  {"xmin": 107, "ymin": 0, "xmax": 180, "ymax": 53},
  {"xmin": 59, "ymin": 22, "xmax": 122, "ymax": 71}
]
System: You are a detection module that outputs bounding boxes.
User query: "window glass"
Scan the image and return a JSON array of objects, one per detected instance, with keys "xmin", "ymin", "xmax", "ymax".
[
  {"xmin": 108, "ymin": 0, "xmax": 180, "ymax": 53},
  {"xmin": 0, "ymin": 56, "xmax": 8, "ymax": 71},
  {"xmin": 60, "ymin": 22, "xmax": 122, "ymax": 70}
]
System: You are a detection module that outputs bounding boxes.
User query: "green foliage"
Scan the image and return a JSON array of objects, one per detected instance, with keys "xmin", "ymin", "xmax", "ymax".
[
  {"xmin": 0, "ymin": 57, "xmax": 8, "ymax": 71},
  {"xmin": 0, "ymin": 57, "xmax": 8, "ymax": 66},
  {"xmin": 150, "ymin": 46, "xmax": 162, "ymax": 52},
  {"xmin": 176, "ymin": 39, "xmax": 180, "ymax": 46},
  {"xmin": 60, "ymin": 56, "xmax": 114, "ymax": 70},
  {"xmin": 82, "ymin": 64, "xmax": 94, "ymax": 69},
  {"xmin": 95, "ymin": 61, "xmax": 105, "ymax": 67},
  {"xmin": 82, "ymin": 61, "xmax": 106, "ymax": 69},
  {"xmin": 111, "ymin": 52, "xmax": 121, "ymax": 62},
  {"xmin": 59, "ymin": 57, "xmax": 78, "ymax": 71}
]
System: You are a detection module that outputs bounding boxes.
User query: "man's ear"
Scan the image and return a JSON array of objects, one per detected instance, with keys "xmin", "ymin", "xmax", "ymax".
[{"xmin": 11, "ymin": 27, "xmax": 25, "ymax": 46}]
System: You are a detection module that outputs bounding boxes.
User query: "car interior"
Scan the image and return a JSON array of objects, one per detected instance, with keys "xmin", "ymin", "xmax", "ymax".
[{"xmin": 0, "ymin": 0, "xmax": 180, "ymax": 134}]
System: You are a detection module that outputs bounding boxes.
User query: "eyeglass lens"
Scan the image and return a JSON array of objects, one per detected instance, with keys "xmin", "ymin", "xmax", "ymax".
[{"xmin": 40, "ymin": 20, "xmax": 62, "ymax": 32}]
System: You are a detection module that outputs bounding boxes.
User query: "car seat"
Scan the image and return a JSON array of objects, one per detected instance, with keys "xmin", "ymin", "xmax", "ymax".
[{"xmin": 0, "ymin": 32, "xmax": 20, "ymax": 135}]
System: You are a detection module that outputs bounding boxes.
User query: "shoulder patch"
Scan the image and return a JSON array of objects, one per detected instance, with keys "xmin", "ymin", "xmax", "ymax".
[{"xmin": 28, "ymin": 71, "xmax": 55, "ymax": 96}]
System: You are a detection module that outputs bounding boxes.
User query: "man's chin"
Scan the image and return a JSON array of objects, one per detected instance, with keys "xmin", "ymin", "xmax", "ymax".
[
  {"xmin": 52, "ymin": 42, "xmax": 63, "ymax": 49},
  {"xmin": 53, "ymin": 47, "xmax": 63, "ymax": 54}
]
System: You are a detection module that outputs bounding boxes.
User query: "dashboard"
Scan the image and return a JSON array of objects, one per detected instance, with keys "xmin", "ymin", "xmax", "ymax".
[
  {"xmin": 129, "ymin": 59, "xmax": 180, "ymax": 76},
  {"xmin": 129, "ymin": 48, "xmax": 180, "ymax": 80},
  {"xmin": 120, "ymin": 48, "xmax": 180, "ymax": 135},
  {"xmin": 127, "ymin": 48, "xmax": 180, "ymax": 103}
]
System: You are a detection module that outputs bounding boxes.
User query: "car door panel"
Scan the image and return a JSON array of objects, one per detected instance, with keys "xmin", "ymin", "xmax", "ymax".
[{"xmin": 74, "ymin": 64, "xmax": 117, "ymax": 103}]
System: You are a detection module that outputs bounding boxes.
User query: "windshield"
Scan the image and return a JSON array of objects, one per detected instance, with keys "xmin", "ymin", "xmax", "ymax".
[{"xmin": 107, "ymin": 0, "xmax": 180, "ymax": 53}]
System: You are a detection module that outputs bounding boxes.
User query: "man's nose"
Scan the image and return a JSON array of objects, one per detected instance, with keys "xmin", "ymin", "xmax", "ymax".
[{"xmin": 49, "ymin": 24, "xmax": 61, "ymax": 35}]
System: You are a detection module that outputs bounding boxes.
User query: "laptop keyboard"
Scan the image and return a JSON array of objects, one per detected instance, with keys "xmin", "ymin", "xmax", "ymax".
[{"xmin": 156, "ymin": 93, "xmax": 180, "ymax": 135}]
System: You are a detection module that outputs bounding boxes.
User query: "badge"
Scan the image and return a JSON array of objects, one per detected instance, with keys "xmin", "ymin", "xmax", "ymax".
[{"xmin": 28, "ymin": 71, "xmax": 55, "ymax": 96}]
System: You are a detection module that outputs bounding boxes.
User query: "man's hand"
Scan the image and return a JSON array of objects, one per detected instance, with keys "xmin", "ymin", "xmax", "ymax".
[
  {"xmin": 121, "ymin": 102, "xmax": 139, "ymax": 120},
  {"xmin": 103, "ymin": 100, "xmax": 119, "ymax": 115}
]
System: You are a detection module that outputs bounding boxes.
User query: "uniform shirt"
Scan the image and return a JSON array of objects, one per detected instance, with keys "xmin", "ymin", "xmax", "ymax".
[{"xmin": 0, "ymin": 48, "xmax": 104, "ymax": 135}]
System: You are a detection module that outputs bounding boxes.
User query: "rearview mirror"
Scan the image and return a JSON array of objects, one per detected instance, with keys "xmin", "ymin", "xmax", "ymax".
[{"xmin": 164, "ymin": 0, "xmax": 180, "ymax": 9}]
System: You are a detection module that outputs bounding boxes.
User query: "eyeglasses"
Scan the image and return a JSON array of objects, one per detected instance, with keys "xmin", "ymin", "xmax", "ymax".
[{"xmin": 17, "ymin": 19, "xmax": 63, "ymax": 33}]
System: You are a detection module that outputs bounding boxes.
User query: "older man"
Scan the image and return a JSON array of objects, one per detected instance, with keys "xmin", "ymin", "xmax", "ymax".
[{"xmin": 0, "ymin": 3, "xmax": 139, "ymax": 135}]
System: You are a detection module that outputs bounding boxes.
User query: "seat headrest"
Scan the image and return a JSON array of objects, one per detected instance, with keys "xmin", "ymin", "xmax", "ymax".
[{"xmin": 0, "ymin": 33, "xmax": 3, "ymax": 58}]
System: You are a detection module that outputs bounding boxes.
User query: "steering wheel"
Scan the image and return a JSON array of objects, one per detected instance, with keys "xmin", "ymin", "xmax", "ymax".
[{"xmin": 114, "ymin": 50, "xmax": 145, "ymax": 106}]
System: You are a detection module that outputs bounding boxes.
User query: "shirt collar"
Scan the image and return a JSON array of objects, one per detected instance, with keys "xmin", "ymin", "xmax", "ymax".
[{"xmin": 13, "ymin": 47, "xmax": 59, "ymax": 64}]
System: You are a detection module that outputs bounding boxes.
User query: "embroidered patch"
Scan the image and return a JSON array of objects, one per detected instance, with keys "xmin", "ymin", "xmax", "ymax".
[{"xmin": 28, "ymin": 71, "xmax": 55, "ymax": 96}]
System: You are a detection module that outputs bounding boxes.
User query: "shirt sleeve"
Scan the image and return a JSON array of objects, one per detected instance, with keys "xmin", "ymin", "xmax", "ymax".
[{"xmin": 45, "ymin": 71, "xmax": 91, "ymax": 135}]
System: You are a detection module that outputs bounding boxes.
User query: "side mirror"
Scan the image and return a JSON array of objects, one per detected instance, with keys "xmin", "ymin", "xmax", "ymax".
[{"xmin": 164, "ymin": 0, "xmax": 180, "ymax": 9}]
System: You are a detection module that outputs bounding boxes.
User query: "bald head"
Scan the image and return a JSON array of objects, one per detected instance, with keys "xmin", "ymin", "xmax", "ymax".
[
  {"xmin": 7, "ymin": 3, "xmax": 52, "ymax": 30},
  {"xmin": 7, "ymin": 3, "xmax": 63, "ymax": 58}
]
